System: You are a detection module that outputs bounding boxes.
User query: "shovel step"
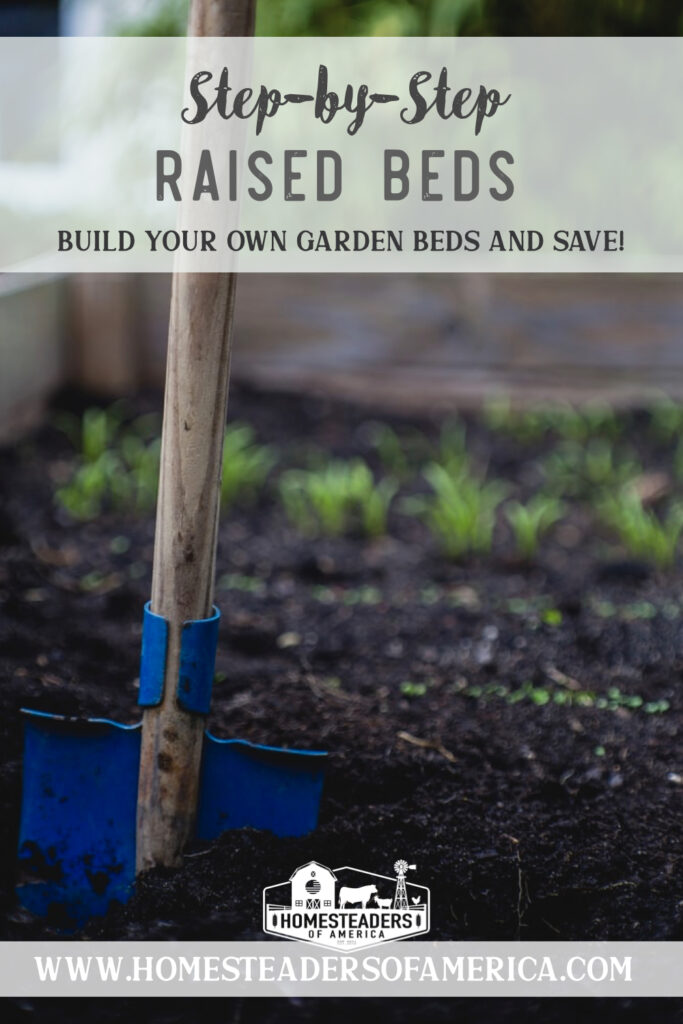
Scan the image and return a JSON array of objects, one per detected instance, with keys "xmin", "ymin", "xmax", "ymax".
[{"xmin": 17, "ymin": 710, "xmax": 326, "ymax": 928}]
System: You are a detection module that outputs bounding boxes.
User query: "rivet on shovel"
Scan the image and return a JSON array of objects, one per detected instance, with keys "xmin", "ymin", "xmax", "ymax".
[{"xmin": 16, "ymin": 0, "xmax": 326, "ymax": 930}]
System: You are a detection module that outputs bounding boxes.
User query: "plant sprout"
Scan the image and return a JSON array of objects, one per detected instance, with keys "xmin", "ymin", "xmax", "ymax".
[
  {"xmin": 406, "ymin": 462, "xmax": 507, "ymax": 558},
  {"xmin": 542, "ymin": 439, "xmax": 640, "ymax": 498},
  {"xmin": 456, "ymin": 678, "xmax": 670, "ymax": 714},
  {"xmin": 279, "ymin": 460, "xmax": 397, "ymax": 538},
  {"xmin": 482, "ymin": 397, "xmax": 548, "ymax": 443},
  {"xmin": 116, "ymin": 435, "xmax": 159, "ymax": 513},
  {"xmin": 366, "ymin": 422, "xmax": 429, "ymax": 482},
  {"xmin": 504, "ymin": 495, "xmax": 565, "ymax": 559},
  {"xmin": 598, "ymin": 491, "xmax": 683, "ymax": 569},
  {"xmin": 220, "ymin": 423, "xmax": 277, "ymax": 509},
  {"xmin": 55, "ymin": 405, "xmax": 125, "ymax": 463},
  {"xmin": 362, "ymin": 477, "xmax": 399, "ymax": 537},
  {"xmin": 483, "ymin": 399, "xmax": 620, "ymax": 445},
  {"xmin": 674, "ymin": 438, "xmax": 683, "ymax": 482},
  {"xmin": 55, "ymin": 452, "xmax": 123, "ymax": 520},
  {"xmin": 434, "ymin": 418, "xmax": 467, "ymax": 472},
  {"xmin": 555, "ymin": 403, "xmax": 621, "ymax": 443},
  {"xmin": 400, "ymin": 681, "xmax": 427, "ymax": 698},
  {"xmin": 55, "ymin": 407, "xmax": 274, "ymax": 520},
  {"xmin": 648, "ymin": 396, "xmax": 683, "ymax": 443}
]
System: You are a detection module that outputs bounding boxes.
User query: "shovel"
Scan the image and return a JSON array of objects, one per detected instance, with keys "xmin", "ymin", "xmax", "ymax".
[{"xmin": 16, "ymin": 0, "xmax": 326, "ymax": 930}]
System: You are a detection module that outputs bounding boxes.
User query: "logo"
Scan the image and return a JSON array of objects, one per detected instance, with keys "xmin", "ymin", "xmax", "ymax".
[{"xmin": 263, "ymin": 858, "xmax": 430, "ymax": 950}]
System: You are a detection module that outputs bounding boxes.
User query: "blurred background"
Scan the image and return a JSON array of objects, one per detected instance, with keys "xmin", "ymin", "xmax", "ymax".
[{"xmin": 2, "ymin": 0, "xmax": 683, "ymax": 441}]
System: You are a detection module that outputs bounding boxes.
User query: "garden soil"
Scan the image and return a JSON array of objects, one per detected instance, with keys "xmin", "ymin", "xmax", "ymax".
[{"xmin": 0, "ymin": 384, "xmax": 680, "ymax": 1023}]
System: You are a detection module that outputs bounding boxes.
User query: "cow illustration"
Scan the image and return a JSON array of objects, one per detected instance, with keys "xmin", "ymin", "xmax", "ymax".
[
  {"xmin": 339, "ymin": 884, "xmax": 377, "ymax": 908},
  {"xmin": 374, "ymin": 896, "xmax": 393, "ymax": 909}
]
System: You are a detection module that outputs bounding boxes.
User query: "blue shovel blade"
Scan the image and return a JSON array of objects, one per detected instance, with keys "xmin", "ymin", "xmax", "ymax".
[
  {"xmin": 17, "ymin": 710, "xmax": 326, "ymax": 928},
  {"xmin": 17, "ymin": 712, "xmax": 140, "ymax": 928}
]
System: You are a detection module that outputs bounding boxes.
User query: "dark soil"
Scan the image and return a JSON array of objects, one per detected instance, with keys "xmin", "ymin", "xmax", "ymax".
[{"xmin": 0, "ymin": 384, "xmax": 681, "ymax": 1022}]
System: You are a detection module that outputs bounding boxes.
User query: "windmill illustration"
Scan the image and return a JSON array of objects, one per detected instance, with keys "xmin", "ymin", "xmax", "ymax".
[{"xmin": 393, "ymin": 859, "xmax": 416, "ymax": 910}]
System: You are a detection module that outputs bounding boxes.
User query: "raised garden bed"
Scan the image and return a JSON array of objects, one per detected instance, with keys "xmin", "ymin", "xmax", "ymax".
[{"xmin": 0, "ymin": 383, "xmax": 681, "ymax": 1022}]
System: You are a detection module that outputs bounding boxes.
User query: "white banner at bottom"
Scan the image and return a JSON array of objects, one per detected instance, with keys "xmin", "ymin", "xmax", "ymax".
[{"xmin": 0, "ymin": 941, "xmax": 680, "ymax": 997}]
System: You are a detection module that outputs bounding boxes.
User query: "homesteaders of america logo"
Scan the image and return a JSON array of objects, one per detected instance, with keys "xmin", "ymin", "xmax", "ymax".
[{"xmin": 263, "ymin": 858, "xmax": 430, "ymax": 950}]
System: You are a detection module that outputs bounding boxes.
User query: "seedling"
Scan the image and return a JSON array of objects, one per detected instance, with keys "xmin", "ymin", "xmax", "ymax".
[
  {"xmin": 542, "ymin": 439, "xmax": 640, "ymax": 498},
  {"xmin": 119, "ymin": 435, "xmax": 162, "ymax": 513},
  {"xmin": 483, "ymin": 399, "xmax": 621, "ymax": 445},
  {"xmin": 620, "ymin": 601, "xmax": 657, "ymax": 621},
  {"xmin": 366, "ymin": 422, "xmax": 429, "ymax": 481},
  {"xmin": 362, "ymin": 476, "xmax": 400, "ymax": 537},
  {"xmin": 504, "ymin": 595, "xmax": 547, "ymax": 616},
  {"xmin": 55, "ymin": 405, "xmax": 160, "ymax": 519},
  {"xmin": 648, "ymin": 396, "xmax": 683, "ymax": 443},
  {"xmin": 436, "ymin": 418, "xmax": 470, "ymax": 477},
  {"xmin": 482, "ymin": 398, "xmax": 548, "ymax": 443},
  {"xmin": 310, "ymin": 584, "xmax": 383, "ymax": 605},
  {"xmin": 55, "ymin": 405, "xmax": 125, "ymax": 463},
  {"xmin": 504, "ymin": 494, "xmax": 565, "ymax": 560},
  {"xmin": 455, "ymin": 678, "xmax": 670, "ymax": 714},
  {"xmin": 340, "ymin": 585, "xmax": 383, "ymax": 606},
  {"xmin": 110, "ymin": 535, "xmax": 131, "ymax": 555},
  {"xmin": 400, "ymin": 681, "xmax": 428, "ymax": 698},
  {"xmin": 55, "ymin": 452, "xmax": 120, "ymax": 520},
  {"xmin": 556, "ymin": 402, "xmax": 621, "ymax": 443},
  {"xmin": 674, "ymin": 438, "xmax": 683, "ymax": 482},
  {"xmin": 55, "ymin": 410, "xmax": 273, "ymax": 520},
  {"xmin": 598, "ymin": 491, "xmax": 683, "ymax": 568},
  {"xmin": 367, "ymin": 422, "xmax": 410, "ymax": 480},
  {"xmin": 540, "ymin": 608, "xmax": 563, "ymax": 626},
  {"xmin": 419, "ymin": 584, "xmax": 442, "ymax": 605},
  {"xmin": 217, "ymin": 573, "xmax": 266, "ymax": 595},
  {"xmin": 582, "ymin": 440, "xmax": 638, "ymax": 490},
  {"xmin": 589, "ymin": 597, "xmax": 668, "ymax": 621},
  {"xmin": 220, "ymin": 423, "xmax": 277, "ymax": 509},
  {"xmin": 406, "ymin": 462, "xmax": 507, "ymax": 558},
  {"xmin": 279, "ymin": 459, "xmax": 397, "ymax": 538}
]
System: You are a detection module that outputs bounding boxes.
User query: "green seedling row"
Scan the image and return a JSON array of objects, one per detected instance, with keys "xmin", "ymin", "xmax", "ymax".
[{"xmin": 54, "ymin": 401, "xmax": 683, "ymax": 569}]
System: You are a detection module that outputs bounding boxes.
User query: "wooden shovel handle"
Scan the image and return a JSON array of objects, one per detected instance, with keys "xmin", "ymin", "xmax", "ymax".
[
  {"xmin": 189, "ymin": 0, "xmax": 255, "ymax": 35},
  {"xmin": 136, "ymin": 0, "xmax": 255, "ymax": 874}
]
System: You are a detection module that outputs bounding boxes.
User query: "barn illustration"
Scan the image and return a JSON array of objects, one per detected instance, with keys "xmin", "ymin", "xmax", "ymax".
[{"xmin": 290, "ymin": 861, "xmax": 337, "ymax": 910}]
